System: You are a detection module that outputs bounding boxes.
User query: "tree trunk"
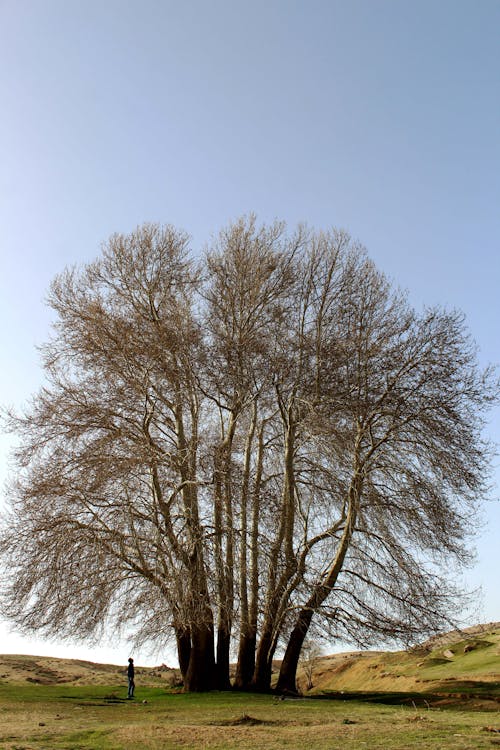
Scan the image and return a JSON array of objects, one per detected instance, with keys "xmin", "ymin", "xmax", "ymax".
[
  {"xmin": 183, "ymin": 623, "xmax": 216, "ymax": 692},
  {"xmin": 252, "ymin": 627, "xmax": 275, "ymax": 691},
  {"xmin": 212, "ymin": 412, "xmax": 237, "ymax": 690},
  {"xmin": 275, "ymin": 610, "xmax": 313, "ymax": 693},
  {"xmin": 215, "ymin": 623, "xmax": 232, "ymax": 690},
  {"xmin": 251, "ymin": 406, "xmax": 298, "ymax": 692},
  {"xmin": 175, "ymin": 396, "xmax": 218, "ymax": 692},
  {"xmin": 233, "ymin": 628, "xmax": 257, "ymax": 689},
  {"xmin": 276, "ymin": 468, "xmax": 362, "ymax": 693},
  {"xmin": 176, "ymin": 626, "xmax": 192, "ymax": 681}
]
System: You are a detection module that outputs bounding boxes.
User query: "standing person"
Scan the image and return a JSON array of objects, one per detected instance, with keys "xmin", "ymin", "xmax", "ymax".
[{"xmin": 127, "ymin": 657, "xmax": 135, "ymax": 699}]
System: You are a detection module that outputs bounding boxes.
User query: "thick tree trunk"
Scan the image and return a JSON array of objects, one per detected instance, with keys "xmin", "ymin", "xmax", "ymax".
[
  {"xmin": 233, "ymin": 628, "xmax": 257, "ymax": 689},
  {"xmin": 176, "ymin": 626, "xmax": 192, "ymax": 681},
  {"xmin": 183, "ymin": 623, "xmax": 216, "ymax": 692},
  {"xmin": 215, "ymin": 623, "xmax": 232, "ymax": 690},
  {"xmin": 275, "ymin": 610, "xmax": 313, "ymax": 693},
  {"xmin": 175, "ymin": 397, "xmax": 218, "ymax": 692},
  {"xmin": 252, "ymin": 628, "xmax": 275, "ymax": 691}
]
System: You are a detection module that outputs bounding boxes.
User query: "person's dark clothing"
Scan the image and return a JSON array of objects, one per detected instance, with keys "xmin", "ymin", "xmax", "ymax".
[{"xmin": 127, "ymin": 660, "xmax": 135, "ymax": 698}]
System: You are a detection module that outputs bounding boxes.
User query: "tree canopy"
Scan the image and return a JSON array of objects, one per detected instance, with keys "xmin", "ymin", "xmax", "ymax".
[{"xmin": 1, "ymin": 218, "xmax": 497, "ymax": 692}]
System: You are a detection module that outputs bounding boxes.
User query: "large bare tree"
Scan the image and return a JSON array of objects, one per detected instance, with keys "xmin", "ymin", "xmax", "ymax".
[{"xmin": 0, "ymin": 218, "xmax": 496, "ymax": 692}]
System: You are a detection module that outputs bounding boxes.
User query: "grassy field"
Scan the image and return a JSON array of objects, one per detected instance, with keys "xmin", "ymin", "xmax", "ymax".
[
  {"xmin": 0, "ymin": 625, "xmax": 498, "ymax": 749},
  {"xmin": 0, "ymin": 683, "xmax": 499, "ymax": 750}
]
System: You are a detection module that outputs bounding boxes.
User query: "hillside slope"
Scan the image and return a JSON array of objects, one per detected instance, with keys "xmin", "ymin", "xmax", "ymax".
[
  {"xmin": 303, "ymin": 623, "xmax": 500, "ymax": 696},
  {"xmin": 0, "ymin": 653, "xmax": 177, "ymax": 687}
]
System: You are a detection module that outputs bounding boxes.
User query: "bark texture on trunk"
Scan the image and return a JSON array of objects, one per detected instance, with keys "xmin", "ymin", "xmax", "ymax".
[
  {"xmin": 183, "ymin": 624, "xmax": 216, "ymax": 692},
  {"xmin": 215, "ymin": 624, "xmax": 232, "ymax": 690},
  {"xmin": 176, "ymin": 627, "xmax": 192, "ymax": 681},
  {"xmin": 233, "ymin": 629, "xmax": 257, "ymax": 689},
  {"xmin": 275, "ymin": 609, "xmax": 314, "ymax": 693},
  {"xmin": 252, "ymin": 628, "xmax": 276, "ymax": 691}
]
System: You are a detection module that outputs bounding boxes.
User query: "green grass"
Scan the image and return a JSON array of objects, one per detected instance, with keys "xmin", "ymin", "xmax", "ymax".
[{"xmin": 0, "ymin": 684, "xmax": 499, "ymax": 749}]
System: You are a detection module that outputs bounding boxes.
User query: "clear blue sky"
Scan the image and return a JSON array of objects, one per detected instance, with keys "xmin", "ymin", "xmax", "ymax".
[{"xmin": 1, "ymin": 0, "xmax": 499, "ymax": 666}]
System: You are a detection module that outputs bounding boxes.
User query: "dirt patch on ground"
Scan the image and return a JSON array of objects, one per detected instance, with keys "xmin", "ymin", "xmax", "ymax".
[{"xmin": 215, "ymin": 713, "xmax": 276, "ymax": 726}]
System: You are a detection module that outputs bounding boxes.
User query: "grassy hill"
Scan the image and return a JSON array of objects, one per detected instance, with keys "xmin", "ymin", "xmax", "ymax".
[
  {"xmin": 0, "ymin": 653, "xmax": 178, "ymax": 687},
  {"xmin": 300, "ymin": 622, "xmax": 500, "ymax": 699}
]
